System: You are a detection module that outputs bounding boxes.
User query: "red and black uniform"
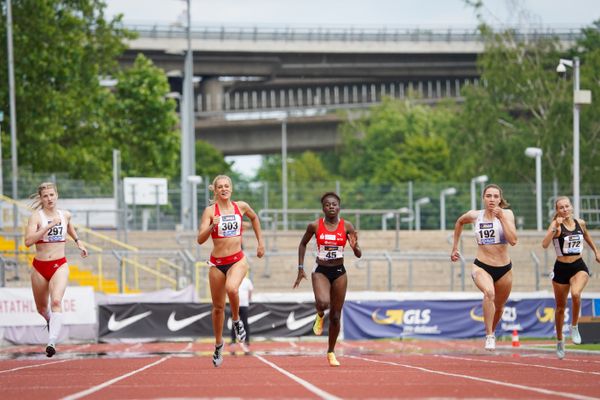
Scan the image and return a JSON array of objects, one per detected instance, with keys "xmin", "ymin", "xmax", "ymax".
[
  {"xmin": 209, "ymin": 202, "xmax": 244, "ymax": 274},
  {"xmin": 32, "ymin": 209, "xmax": 68, "ymax": 281},
  {"xmin": 314, "ymin": 218, "xmax": 347, "ymax": 283}
]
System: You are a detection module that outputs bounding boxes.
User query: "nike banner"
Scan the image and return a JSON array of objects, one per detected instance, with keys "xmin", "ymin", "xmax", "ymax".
[
  {"xmin": 343, "ymin": 298, "xmax": 593, "ymax": 340},
  {"xmin": 98, "ymin": 302, "xmax": 327, "ymax": 339}
]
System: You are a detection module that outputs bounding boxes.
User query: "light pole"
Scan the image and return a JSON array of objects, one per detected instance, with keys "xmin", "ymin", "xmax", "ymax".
[
  {"xmin": 470, "ymin": 175, "xmax": 488, "ymax": 210},
  {"xmin": 187, "ymin": 175, "xmax": 202, "ymax": 232},
  {"xmin": 440, "ymin": 187, "xmax": 457, "ymax": 230},
  {"xmin": 556, "ymin": 57, "xmax": 592, "ymax": 218},
  {"xmin": 525, "ymin": 147, "xmax": 543, "ymax": 231},
  {"xmin": 281, "ymin": 115, "xmax": 288, "ymax": 231},
  {"xmin": 6, "ymin": 0, "xmax": 18, "ymax": 206},
  {"xmin": 415, "ymin": 197, "xmax": 430, "ymax": 231}
]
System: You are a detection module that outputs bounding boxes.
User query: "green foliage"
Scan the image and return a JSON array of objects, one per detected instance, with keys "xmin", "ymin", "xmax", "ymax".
[
  {"xmin": 110, "ymin": 54, "xmax": 179, "ymax": 179},
  {"xmin": 195, "ymin": 140, "xmax": 234, "ymax": 179},
  {"xmin": 0, "ymin": 0, "xmax": 134, "ymax": 185},
  {"xmin": 338, "ymin": 98, "xmax": 457, "ymax": 184}
]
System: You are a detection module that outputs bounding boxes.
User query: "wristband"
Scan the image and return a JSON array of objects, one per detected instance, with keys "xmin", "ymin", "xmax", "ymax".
[
  {"xmin": 75, "ymin": 238, "xmax": 80, "ymax": 242},
  {"xmin": 298, "ymin": 265, "xmax": 304, "ymax": 270}
]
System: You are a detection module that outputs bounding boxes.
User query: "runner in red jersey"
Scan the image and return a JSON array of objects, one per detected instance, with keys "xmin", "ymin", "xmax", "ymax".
[
  {"xmin": 24, "ymin": 182, "xmax": 88, "ymax": 357},
  {"xmin": 293, "ymin": 192, "xmax": 361, "ymax": 366},
  {"xmin": 197, "ymin": 175, "xmax": 264, "ymax": 367}
]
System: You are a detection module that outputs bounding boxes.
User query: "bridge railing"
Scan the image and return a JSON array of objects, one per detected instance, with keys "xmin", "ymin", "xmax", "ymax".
[
  {"xmin": 125, "ymin": 24, "xmax": 582, "ymax": 44},
  {"xmin": 196, "ymin": 78, "xmax": 477, "ymax": 116}
]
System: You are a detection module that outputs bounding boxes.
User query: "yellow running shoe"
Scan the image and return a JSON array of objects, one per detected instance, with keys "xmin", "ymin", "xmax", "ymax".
[
  {"xmin": 313, "ymin": 313, "xmax": 324, "ymax": 336},
  {"xmin": 327, "ymin": 352, "xmax": 340, "ymax": 367}
]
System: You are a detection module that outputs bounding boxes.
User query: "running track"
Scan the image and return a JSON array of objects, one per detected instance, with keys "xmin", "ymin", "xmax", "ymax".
[{"xmin": 1, "ymin": 339, "xmax": 599, "ymax": 399}]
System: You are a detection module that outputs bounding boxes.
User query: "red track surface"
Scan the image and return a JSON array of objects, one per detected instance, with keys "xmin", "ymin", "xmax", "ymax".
[{"xmin": 1, "ymin": 339, "xmax": 599, "ymax": 399}]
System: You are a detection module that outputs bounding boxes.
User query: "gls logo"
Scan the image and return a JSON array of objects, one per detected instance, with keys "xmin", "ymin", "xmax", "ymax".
[
  {"xmin": 371, "ymin": 309, "xmax": 431, "ymax": 325},
  {"xmin": 470, "ymin": 306, "xmax": 517, "ymax": 322}
]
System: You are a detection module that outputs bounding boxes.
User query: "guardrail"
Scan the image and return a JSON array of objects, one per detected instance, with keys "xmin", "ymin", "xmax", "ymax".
[{"xmin": 125, "ymin": 24, "xmax": 583, "ymax": 44}]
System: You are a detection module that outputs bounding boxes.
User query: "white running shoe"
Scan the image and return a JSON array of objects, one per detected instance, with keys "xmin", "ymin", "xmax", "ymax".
[
  {"xmin": 571, "ymin": 325, "xmax": 582, "ymax": 345},
  {"xmin": 556, "ymin": 340, "xmax": 565, "ymax": 360},
  {"xmin": 484, "ymin": 335, "xmax": 496, "ymax": 351},
  {"xmin": 233, "ymin": 320, "xmax": 247, "ymax": 343},
  {"xmin": 212, "ymin": 343, "xmax": 224, "ymax": 367}
]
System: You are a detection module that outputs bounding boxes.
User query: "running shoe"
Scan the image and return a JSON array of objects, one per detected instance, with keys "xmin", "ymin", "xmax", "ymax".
[
  {"xmin": 233, "ymin": 320, "xmax": 247, "ymax": 342},
  {"xmin": 484, "ymin": 335, "xmax": 496, "ymax": 351},
  {"xmin": 45, "ymin": 344, "xmax": 56, "ymax": 358},
  {"xmin": 212, "ymin": 343, "xmax": 224, "ymax": 367},
  {"xmin": 313, "ymin": 313, "xmax": 324, "ymax": 336},
  {"xmin": 571, "ymin": 325, "xmax": 582, "ymax": 345},
  {"xmin": 327, "ymin": 352, "xmax": 340, "ymax": 367},
  {"xmin": 556, "ymin": 340, "xmax": 565, "ymax": 360}
]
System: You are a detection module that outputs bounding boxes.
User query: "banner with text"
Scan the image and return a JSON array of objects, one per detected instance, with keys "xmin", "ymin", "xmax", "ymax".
[
  {"xmin": 343, "ymin": 298, "xmax": 593, "ymax": 340},
  {"xmin": 0, "ymin": 286, "xmax": 96, "ymax": 326}
]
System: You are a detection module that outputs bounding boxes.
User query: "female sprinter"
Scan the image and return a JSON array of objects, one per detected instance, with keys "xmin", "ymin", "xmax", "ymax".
[
  {"xmin": 197, "ymin": 175, "xmax": 264, "ymax": 367},
  {"xmin": 24, "ymin": 182, "xmax": 88, "ymax": 357},
  {"xmin": 450, "ymin": 184, "xmax": 517, "ymax": 351},
  {"xmin": 542, "ymin": 196, "xmax": 600, "ymax": 359},
  {"xmin": 293, "ymin": 192, "xmax": 361, "ymax": 367}
]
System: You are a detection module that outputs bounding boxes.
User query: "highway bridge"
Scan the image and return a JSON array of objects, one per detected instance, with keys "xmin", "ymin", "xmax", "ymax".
[{"xmin": 118, "ymin": 24, "xmax": 580, "ymax": 155}]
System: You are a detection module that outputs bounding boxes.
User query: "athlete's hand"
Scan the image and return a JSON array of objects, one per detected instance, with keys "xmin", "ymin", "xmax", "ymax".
[
  {"xmin": 348, "ymin": 231, "xmax": 358, "ymax": 249},
  {"xmin": 556, "ymin": 217, "xmax": 564, "ymax": 226},
  {"xmin": 50, "ymin": 217, "xmax": 61, "ymax": 227},
  {"xmin": 450, "ymin": 249, "xmax": 460, "ymax": 262},
  {"xmin": 256, "ymin": 242, "xmax": 265, "ymax": 258},
  {"xmin": 492, "ymin": 206, "xmax": 504, "ymax": 219},
  {"xmin": 293, "ymin": 269, "xmax": 307, "ymax": 289}
]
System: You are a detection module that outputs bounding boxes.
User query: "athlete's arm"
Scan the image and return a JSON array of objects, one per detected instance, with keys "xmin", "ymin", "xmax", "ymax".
[
  {"xmin": 541, "ymin": 218, "xmax": 560, "ymax": 249},
  {"xmin": 294, "ymin": 221, "xmax": 316, "ymax": 288},
  {"xmin": 239, "ymin": 201, "xmax": 264, "ymax": 258},
  {"xmin": 346, "ymin": 221, "xmax": 362, "ymax": 258},
  {"xmin": 450, "ymin": 210, "xmax": 477, "ymax": 262},
  {"xmin": 197, "ymin": 206, "xmax": 214, "ymax": 245},
  {"xmin": 65, "ymin": 211, "xmax": 88, "ymax": 257},
  {"xmin": 24, "ymin": 212, "xmax": 59, "ymax": 247},
  {"xmin": 497, "ymin": 208, "xmax": 518, "ymax": 246},
  {"xmin": 580, "ymin": 219, "xmax": 600, "ymax": 263}
]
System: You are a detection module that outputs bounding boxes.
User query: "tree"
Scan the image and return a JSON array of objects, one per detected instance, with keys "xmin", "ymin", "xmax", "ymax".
[
  {"xmin": 110, "ymin": 54, "xmax": 179, "ymax": 179},
  {"xmin": 195, "ymin": 139, "xmax": 235, "ymax": 180},
  {"xmin": 337, "ymin": 98, "xmax": 457, "ymax": 184}
]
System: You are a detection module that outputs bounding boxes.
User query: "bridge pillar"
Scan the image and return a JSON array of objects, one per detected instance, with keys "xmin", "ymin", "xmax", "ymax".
[{"xmin": 199, "ymin": 77, "xmax": 223, "ymax": 113}]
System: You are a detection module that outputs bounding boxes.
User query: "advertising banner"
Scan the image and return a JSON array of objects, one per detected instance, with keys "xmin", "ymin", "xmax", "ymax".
[
  {"xmin": 0, "ymin": 286, "xmax": 96, "ymax": 326},
  {"xmin": 98, "ymin": 302, "xmax": 324, "ymax": 339},
  {"xmin": 343, "ymin": 298, "xmax": 592, "ymax": 340}
]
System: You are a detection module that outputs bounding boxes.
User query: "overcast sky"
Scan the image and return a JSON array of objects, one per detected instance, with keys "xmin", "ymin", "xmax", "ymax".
[
  {"xmin": 104, "ymin": 0, "xmax": 599, "ymax": 177},
  {"xmin": 105, "ymin": 0, "xmax": 599, "ymax": 29}
]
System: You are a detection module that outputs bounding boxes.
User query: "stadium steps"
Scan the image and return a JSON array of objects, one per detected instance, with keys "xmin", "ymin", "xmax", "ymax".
[{"xmin": 69, "ymin": 264, "xmax": 139, "ymax": 294}]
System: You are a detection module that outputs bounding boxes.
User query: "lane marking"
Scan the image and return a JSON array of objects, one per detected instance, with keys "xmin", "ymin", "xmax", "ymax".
[
  {"xmin": 348, "ymin": 355, "xmax": 600, "ymax": 400},
  {"xmin": 59, "ymin": 356, "xmax": 171, "ymax": 400},
  {"xmin": 437, "ymin": 354, "xmax": 600, "ymax": 375},
  {"xmin": 0, "ymin": 359, "xmax": 73, "ymax": 374},
  {"xmin": 253, "ymin": 354, "xmax": 342, "ymax": 400}
]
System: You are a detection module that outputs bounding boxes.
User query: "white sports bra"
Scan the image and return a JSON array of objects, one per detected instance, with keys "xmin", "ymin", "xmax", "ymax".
[
  {"xmin": 37, "ymin": 209, "xmax": 68, "ymax": 243},
  {"xmin": 474, "ymin": 210, "xmax": 507, "ymax": 245}
]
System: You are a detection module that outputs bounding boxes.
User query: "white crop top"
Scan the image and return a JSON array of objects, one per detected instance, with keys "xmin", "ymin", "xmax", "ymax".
[
  {"xmin": 474, "ymin": 210, "xmax": 507, "ymax": 245},
  {"xmin": 37, "ymin": 209, "xmax": 68, "ymax": 243}
]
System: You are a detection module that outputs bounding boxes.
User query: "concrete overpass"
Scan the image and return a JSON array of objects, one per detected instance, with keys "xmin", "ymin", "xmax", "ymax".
[{"xmin": 119, "ymin": 24, "xmax": 579, "ymax": 155}]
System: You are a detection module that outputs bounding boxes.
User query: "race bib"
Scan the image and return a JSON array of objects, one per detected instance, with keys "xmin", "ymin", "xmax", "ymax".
[
  {"xmin": 217, "ymin": 214, "xmax": 242, "ymax": 237},
  {"xmin": 318, "ymin": 245, "xmax": 343, "ymax": 260},
  {"xmin": 562, "ymin": 234, "xmax": 583, "ymax": 255}
]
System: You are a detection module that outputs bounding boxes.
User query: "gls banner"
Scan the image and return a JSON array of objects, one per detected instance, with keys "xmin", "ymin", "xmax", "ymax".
[
  {"xmin": 99, "ymin": 302, "xmax": 324, "ymax": 339},
  {"xmin": 343, "ymin": 298, "xmax": 593, "ymax": 340}
]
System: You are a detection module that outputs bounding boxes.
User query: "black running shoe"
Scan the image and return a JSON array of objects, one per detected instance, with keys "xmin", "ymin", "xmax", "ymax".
[
  {"xmin": 233, "ymin": 320, "xmax": 247, "ymax": 342},
  {"xmin": 212, "ymin": 343, "xmax": 223, "ymax": 367},
  {"xmin": 46, "ymin": 344, "xmax": 56, "ymax": 358}
]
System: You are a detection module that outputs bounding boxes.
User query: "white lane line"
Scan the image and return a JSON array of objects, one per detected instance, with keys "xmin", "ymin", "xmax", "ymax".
[
  {"xmin": 348, "ymin": 355, "xmax": 600, "ymax": 400},
  {"xmin": 59, "ymin": 356, "xmax": 171, "ymax": 400},
  {"xmin": 254, "ymin": 354, "xmax": 342, "ymax": 400},
  {"xmin": 0, "ymin": 359, "xmax": 73, "ymax": 374},
  {"xmin": 180, "ymin": 343, "xmax": 192, "ymax": 352},
  {"xmin": 437, "ymin": 354, "xmax": 600, "ymax": 375}
]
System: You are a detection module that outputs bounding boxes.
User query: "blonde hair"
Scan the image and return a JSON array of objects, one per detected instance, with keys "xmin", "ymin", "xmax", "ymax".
[
  {"xmin": 483, "ymin": 184, "xmax": 510, "ymax": 209},
  {"xmin": 552, "ymin": 196, "xmax": 571, "ymax": 220},
  {"xmin": 208, "ymin": 175, "xmax": 233, "ymax": 204},
  {"xmin": 29, "ymin": 182, "xmax": 58, "ymax": 210}
]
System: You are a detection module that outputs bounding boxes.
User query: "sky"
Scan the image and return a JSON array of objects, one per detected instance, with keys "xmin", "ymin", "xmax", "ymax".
[{"xmin": 104, "ymin": 0, "xmax": 600, "ymax": 177}]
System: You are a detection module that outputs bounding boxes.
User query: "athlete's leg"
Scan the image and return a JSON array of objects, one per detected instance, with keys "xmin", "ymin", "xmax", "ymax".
[
  {"xmin": 239, "ymin": 306, "xmax": 250, "ymax": 344},
  {"xmin": 569, "ymin": 270, "xmax": 589, "ymax": 326},
  {"xmin": 327, "ymin": 273, "xmax": 347, "ymax": 353},
  {"xmin": 491, "ymin": 270, "xmax": 512, "ymax": 332},
  {"xmin": 312, "ymin": 271, "xmax": 331, "ymax": 317},
  {"xmin": 225, "ymin": 258, "xmax": 249, "ymax": 321},
  {"xmin": 47, "ymin": 264, "xmax": 69, "ymax": 345},
  {"xmin": 209, "ymin": 267, "xmax": 227, "ymax": 346},
  {"xmin": 31, "ymin": 268, "xmax": 50, "ymax": 323},
  {"xmin": 552, "ymin": 281, "xmax": 570, "ymax": 341},
  {"xmin": 471, "ymin": 265, "xmax": 496, "ymax": 336}
]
